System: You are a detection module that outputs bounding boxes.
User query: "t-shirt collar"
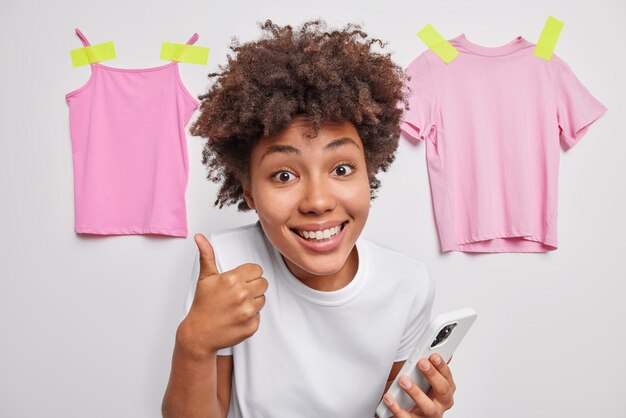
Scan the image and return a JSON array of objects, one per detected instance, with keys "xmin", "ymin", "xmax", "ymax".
[{"xmin": 451, "ymin": 33, "xmax": 532, "ymax": 57}]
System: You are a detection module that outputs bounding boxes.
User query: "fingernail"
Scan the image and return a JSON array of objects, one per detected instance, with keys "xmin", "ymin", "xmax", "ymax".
[
  {"xmin": 383, "ymin": 394, "xmax": 394, "ymax": 406},
  {"xmin": 399, "ymin": 376, "xmax": 411, "ymax": 388},
  {"xmin": 432, "ymin": 354, "xmax": 442, "ymax": 365},
  {"xmin": 419, "ymin": 359, "xmax": 431, "ymax": 371}
]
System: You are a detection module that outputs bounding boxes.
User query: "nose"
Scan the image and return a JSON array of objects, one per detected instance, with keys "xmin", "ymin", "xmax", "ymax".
[{"xmin": 298, "ymin": 176, "xmax": 337, "ymax": 215}]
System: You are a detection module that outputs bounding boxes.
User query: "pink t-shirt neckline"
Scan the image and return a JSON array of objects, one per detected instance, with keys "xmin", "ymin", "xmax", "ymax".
[{"xmin": 452, "ymin": 34, "xmax": 531, "ymax": 57}]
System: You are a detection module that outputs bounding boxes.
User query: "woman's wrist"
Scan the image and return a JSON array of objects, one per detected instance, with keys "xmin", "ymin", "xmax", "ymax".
[{"xmin": 175, "ymin": 319, "xmax": 218, "ymax": 361}]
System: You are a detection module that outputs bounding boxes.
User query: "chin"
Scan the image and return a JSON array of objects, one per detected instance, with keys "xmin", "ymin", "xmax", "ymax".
[
  {"xmin": 288, "ymin": 249, "xmax": 353, "ymax": 277},
  {"xmin": 299, "ymin": 260, "xmax": 344, "ymax": 277}
]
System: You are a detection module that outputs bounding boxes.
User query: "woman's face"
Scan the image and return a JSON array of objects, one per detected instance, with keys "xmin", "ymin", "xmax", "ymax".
[{"xmin": 244, "ymin": 117, "xmax": 371, "ymax": 288}]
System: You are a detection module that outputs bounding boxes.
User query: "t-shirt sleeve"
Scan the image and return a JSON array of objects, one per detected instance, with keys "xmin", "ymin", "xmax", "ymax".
[
  {"xmin": 400, "ymin": 52, "xmax": 438, "ymax": 142},
  {"xmin": 394, "ymin": 265, "xmax": 436, "ymax": 362},
  {"xmin": 553, "ymin": 56, "xmax": 607, "ymax": 149},
  {"xmin": 182, "ymin": 245, "xmax": 233, "ymax": 357}
]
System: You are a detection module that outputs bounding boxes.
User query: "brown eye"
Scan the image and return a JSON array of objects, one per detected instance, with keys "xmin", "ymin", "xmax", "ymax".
[
  {"xmin": 272, "ymin": 171, "xmax": 295, "ymax": 182},
  {"xmin": 333, "ymin": 164, "xmax": 354, "ymax": 176}
]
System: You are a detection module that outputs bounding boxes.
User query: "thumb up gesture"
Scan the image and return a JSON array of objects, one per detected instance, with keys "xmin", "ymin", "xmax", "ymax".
[{"xmin": 178, "ymin": 233, "xmax": 269, "ymax": 357}]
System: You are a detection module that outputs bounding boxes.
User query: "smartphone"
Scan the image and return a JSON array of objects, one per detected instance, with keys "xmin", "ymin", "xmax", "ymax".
[{"xmin": 374, "ymin": 308, "xmax": 478, "ymax": 418}]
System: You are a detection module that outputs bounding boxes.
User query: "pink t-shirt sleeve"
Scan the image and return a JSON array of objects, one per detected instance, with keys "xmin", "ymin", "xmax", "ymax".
[
  {"xmin": 400, "ymin": 53, "xmax": 438, "ymax": 142},
  {"xmin": 553, "ymin": 56, "xmax": 608, "ymax": 149}
]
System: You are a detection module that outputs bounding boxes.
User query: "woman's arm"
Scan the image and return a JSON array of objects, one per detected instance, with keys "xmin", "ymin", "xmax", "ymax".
[
  {"xmin": 161, "ymin": 323, "xmax": 233, "ymax": 418},
  {"xmin": 162, "ymin": 233, "xmax": 267, "ymax": 417}
]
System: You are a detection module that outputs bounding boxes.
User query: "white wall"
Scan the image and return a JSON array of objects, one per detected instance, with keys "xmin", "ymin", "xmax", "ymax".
[{"xmin": 1, "ymin": 0, "xmax": 624, "ymax": 417}]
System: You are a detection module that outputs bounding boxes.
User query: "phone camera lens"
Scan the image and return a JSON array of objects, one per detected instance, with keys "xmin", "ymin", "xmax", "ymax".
[{"xmin": 430, "ymin": 323, "xmax": 457, "ymax": 349}]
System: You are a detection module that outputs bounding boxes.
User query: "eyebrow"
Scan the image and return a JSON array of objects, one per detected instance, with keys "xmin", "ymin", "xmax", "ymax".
[{"xmin": 260, "ymin": 137, "xmax": 360, "ymax": 162}]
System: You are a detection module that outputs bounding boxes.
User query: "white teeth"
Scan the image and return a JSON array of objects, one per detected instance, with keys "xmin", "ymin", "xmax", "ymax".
[{"xmin": 296, "ymin": 223, "xmax": 345, "ymax": 241}]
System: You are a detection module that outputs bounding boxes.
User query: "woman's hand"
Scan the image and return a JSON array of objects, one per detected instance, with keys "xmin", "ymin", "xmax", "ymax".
[
  {"xmin": 383, "ymin": 354, "xmax": 455, "ymax": 418},
  {"xmin": 177, "ymin": 233, "xmax": 269, "ymax": 359}
]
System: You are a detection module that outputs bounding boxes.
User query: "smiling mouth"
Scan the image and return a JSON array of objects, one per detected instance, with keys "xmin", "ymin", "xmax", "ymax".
[{"xmin": 290, "ymin": 222, "xmax": 347, "ymax": 242}]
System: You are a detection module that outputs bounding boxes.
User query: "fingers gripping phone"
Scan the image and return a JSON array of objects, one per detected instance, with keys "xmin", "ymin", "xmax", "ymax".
[{"xmin": 375, "ymin": 308, "xmax": 478, "ymax": 418}]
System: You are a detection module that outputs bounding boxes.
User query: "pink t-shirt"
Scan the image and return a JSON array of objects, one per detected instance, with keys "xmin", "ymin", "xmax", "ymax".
[
  {"xmin": 66, "ymin": 29, "xmax": 199, "ymax": 237},
  {"xmin": 401, "ymin": 34, "xmax": 607, "ymax": 252}
]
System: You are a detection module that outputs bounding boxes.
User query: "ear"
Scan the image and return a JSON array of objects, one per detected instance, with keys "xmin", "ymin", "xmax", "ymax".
[{"xmin": 243, "ymin": 183, "xmax": 256, "ymax": 210}]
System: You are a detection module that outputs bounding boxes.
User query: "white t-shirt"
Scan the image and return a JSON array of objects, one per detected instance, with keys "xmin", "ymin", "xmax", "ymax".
[{"xmin": 183, "ymin": 223, "xmax": 434, "ymax": 418}]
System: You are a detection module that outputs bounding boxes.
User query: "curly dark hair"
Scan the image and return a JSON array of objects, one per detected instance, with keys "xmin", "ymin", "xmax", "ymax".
[{"xmin": 190, "ymin": 19, "xmax": 408, "ymax": 211}]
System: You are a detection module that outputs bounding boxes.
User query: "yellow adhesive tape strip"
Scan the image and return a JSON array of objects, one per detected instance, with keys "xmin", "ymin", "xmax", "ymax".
[
  {"xmin": 160, "ymin": 42, "xmax": 209, "ymax": 65},
  {"xmin": 70, "ymin": 42, "xmax": 116, "ymax": 67},
  {"xmin": 417, "ymin": 24, "xmax": 459, "ymax": 64},
  {"xmin": 534, "ymin": 16, "xmax": 564, "ymax": 61}
]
